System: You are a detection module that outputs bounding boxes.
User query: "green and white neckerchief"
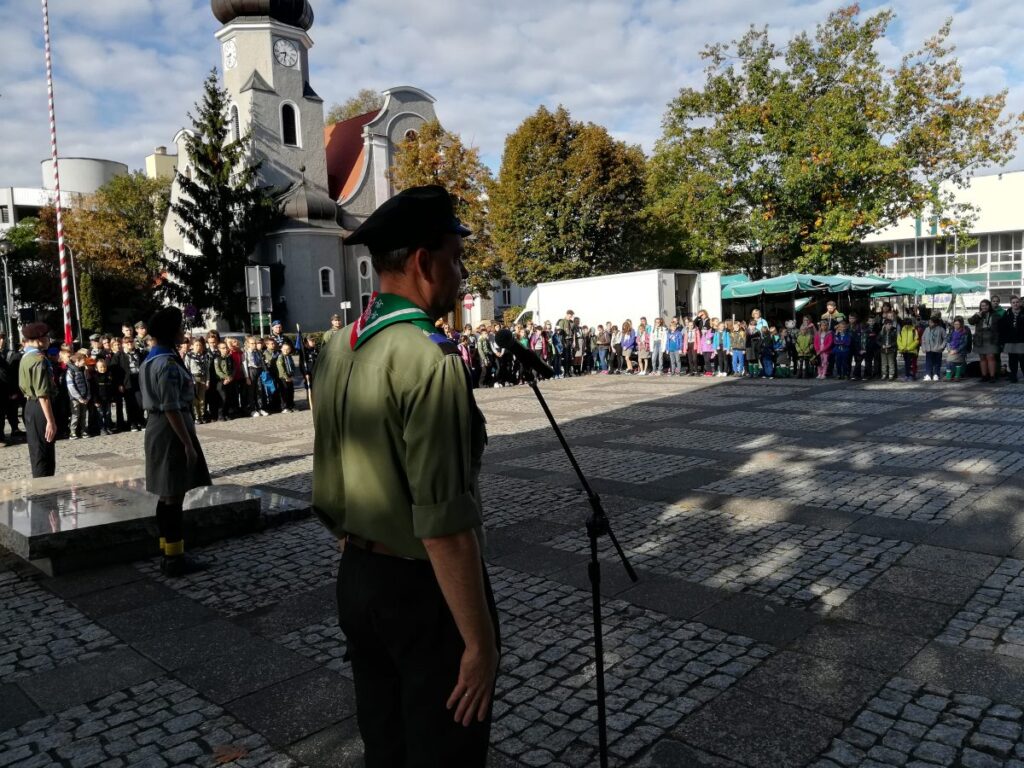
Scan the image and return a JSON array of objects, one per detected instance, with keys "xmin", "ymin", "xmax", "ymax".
[{"xmin": 349, "ymin": 292, "xmax": 437, "ymax": 350}]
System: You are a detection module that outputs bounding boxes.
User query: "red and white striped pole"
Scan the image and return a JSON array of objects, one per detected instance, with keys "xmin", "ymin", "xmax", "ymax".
[{"xmin": 41, "ymin": 0, "xmax": 73, "ymax": 345}]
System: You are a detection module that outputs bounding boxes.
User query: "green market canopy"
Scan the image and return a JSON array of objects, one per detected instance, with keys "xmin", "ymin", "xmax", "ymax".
[
  {"xmin": 720, "ymin": 273, "xmax": 751, "ymax": 288},
  {"xmin": 721, "ymin": 272, "xmax": 891, "ymax": 300}
]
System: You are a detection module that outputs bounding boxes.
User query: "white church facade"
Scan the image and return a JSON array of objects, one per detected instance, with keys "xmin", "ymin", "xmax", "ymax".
[{"xmin": 160, "ymin": 0, "xmax": 442, "ymax": 332}]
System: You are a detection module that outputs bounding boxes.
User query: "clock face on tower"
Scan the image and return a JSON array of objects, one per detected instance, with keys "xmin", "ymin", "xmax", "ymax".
[
  {"xmin": 223, "ymin": 39, "xmax": 237, "ymax": 70},
  {"xmin": 273, "ymin": 38, "xmax": 299, "ymax": 68}
]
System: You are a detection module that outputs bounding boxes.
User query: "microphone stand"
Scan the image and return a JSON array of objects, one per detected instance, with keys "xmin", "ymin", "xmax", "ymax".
[{"xmin": 522, "ymin": 369, "xmax": 638, "ymax": 768}]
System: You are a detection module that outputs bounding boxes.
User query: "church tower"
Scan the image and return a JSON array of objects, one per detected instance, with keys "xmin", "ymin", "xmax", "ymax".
[
  {"xmin": 209, "ymin": 0, "xmax": 344, "ymax": 332},
  {"xmin": 212, "ymin": 0, "xmax": 329, "ymax": 195}
]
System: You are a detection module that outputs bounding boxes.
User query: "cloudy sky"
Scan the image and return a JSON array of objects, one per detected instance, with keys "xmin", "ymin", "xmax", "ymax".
[{"xmin": 2, "ymin": 0, "xmax": 1023, "ymax": 189}]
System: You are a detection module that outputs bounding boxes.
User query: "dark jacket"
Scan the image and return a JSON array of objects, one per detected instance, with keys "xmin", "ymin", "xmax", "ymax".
[
  {"xmin": 878, "ymin": 325, "xmax": 897, "ymax": 350},
  {"xmin": 999, "ymin": 309, "xmax": 1024, "ymax": 345},
  {"xmin": 93, "ymin": 370, "xmax": 115, "ymax": 404}
]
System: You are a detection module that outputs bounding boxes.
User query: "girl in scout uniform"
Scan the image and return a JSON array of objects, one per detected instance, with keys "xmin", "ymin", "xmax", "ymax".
[{"xmin": 140, "ymin": 307, "xmax": 212, "ymax": 577}]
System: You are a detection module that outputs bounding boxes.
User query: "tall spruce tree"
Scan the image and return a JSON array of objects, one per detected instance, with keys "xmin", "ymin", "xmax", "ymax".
[{"xmin": 166, "ymin": 70, "xmax": 278, "ymax": 325}]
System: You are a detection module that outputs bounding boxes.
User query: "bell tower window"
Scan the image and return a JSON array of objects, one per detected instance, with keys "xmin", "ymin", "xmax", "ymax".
[
  {"xmin": 230, "ymin": 105, "xmax": 240, "ymax": 142},
  {"xmin": 281, "ymin": 103, "xmax": 299, "ymax": 147}
]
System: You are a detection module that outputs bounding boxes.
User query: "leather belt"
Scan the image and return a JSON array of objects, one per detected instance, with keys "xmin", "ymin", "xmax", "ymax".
[{"xmin": 345, "ymin": 534, "xmax": 408, "ymax": 559}]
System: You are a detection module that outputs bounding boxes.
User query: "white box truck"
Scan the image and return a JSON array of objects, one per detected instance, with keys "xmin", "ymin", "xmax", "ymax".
[{"xmin": 515, "ymin": 269, "xmax": 722, "ymax": 328}]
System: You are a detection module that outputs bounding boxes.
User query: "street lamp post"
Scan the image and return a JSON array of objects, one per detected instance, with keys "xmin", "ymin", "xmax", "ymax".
[{"xmin": 0, "ymin": 241, "xmax": 14, "ymax": 338}]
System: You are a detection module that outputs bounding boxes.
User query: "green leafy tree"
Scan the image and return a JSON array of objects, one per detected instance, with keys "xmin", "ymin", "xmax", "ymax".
[
  {"xmin": 647, "ymin": 5, "xmax": 1023, "ymax": 276},
  {"xmin": 167, "ymin": 70, "xmax": 279, "ymax": 325},
  {"xmin": 490, "ymin": 106, "xmax": 647, "ymax": 285},
  {"xmin": 388, "ymin": 119, "xmax": 499, "ymax": 294},
  {"xmin": 326, "ymin": 88, "xmax": 384, "ymax": 125},
  {"xmin": 63, "ymin": 171, "xmax": 171, "ymax": 328},
  {"xmin": 0, "ymin": 216, "xmax": 60, "ymax": 321}
]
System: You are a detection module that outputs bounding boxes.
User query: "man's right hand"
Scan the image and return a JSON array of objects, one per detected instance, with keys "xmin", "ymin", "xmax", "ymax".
[
  {"xmin": 447, "ymin": 643, "xmax": 499, "ymax": 727},
  {"xmin": 184, "ymin": 443, "xmax": 198, "ymax": 466}
]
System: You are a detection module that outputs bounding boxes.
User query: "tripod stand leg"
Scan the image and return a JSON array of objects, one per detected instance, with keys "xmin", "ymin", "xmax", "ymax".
[{"xmin": 589, "ymin": 531, "xmax": 610, "ymax": 768}]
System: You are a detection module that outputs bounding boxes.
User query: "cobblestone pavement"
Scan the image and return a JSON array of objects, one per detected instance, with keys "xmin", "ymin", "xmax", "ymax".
[
  {"xmin": 810, "ymin": 678, "xmax": 1024, "ymax": 768},
  {"xmin": 547, "ymin": 501, "xmax": 912, "ymax": 613},
  {"xmin": 938, "ymin": 559, "xmax": 1024, "ymax": 657},
  {"xmin": 5, "ymin": 374, "xmax": 1024, "ymax": 767},
  {"xmin": 697, "ymin": 466, "xmax": 975, "ymax": 523}
]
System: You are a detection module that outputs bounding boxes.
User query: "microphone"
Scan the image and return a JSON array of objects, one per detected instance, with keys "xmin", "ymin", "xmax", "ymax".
[{"xmin": 495, "ymin": 329, "xmax": 554, "ymax": 380}]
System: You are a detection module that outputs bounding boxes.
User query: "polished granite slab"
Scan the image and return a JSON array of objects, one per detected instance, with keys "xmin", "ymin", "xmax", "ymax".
[{"xmin": 0, "ymin": 478, "xmax": 308, "ymax": 575}]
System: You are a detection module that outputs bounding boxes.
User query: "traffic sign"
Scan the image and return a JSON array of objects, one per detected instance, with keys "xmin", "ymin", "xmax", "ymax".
[{"xmin": 463, "ymin": 293, "xmax": 475, "ymax": 310}]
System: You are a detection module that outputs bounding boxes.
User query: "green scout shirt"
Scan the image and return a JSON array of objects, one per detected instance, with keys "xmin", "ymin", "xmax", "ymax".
[
  {"xmin": 312, "ymin": 293, "xmax": 487, "ymax": 560},
  {"xmin": 19, "ymin": 350, "xmax": 57, "ymax": 400}
]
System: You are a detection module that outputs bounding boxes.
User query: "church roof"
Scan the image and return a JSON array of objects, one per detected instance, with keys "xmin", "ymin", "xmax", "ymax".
[
  {"xmin": 240, "ymin": 70, "xmax": 275, "ymax": 94},
  {"xmin": 212, "ymin": 0, "xmax": 314, "ymax": 31},
  {"xmin": 276, "ymin": 177, "xmax": 339, "ymax": 228},
  {"xmin": 324, "ymin": 109, "xmax": 377, "ymax": 201}
]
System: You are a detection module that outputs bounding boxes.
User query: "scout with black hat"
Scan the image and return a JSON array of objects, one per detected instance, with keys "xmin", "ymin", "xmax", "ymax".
[
  {"xmin": 139, "ymin": 306, "xmax": 212, "ymax": 576},
  {"xmin": 312, "ymin": 185, "xmax": 499, "ymax": 766},
  {"xmin": 19, "ymin": 322, "xmax": 58, "ymax": 477}
]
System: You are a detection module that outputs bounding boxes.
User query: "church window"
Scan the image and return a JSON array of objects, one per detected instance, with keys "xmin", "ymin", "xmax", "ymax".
[
  {"xmin": 230, "ymin": 105, "xmax": 240, "ymax": 142},
  {"xmin": 500, "ymin": 280, "xmax": 512, "ymax": 306},
  {"xmin": 319, "ymin": 267, "xmax": 334, "ymax": 297},
  {"xmin": 281, "ymin": 103, "xmax": 299, "ymax": 147},
  {"xmin": 404, "ymin": 129, "xmax": 418, "ymax": 141},
  {"xmin": 275, "ymin": 243, "xmax": 284, "ymax": 264}
]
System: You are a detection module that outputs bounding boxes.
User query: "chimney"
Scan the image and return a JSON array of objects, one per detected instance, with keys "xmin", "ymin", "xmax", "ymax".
[{"xmin": 155, "ymin": 146, "xmax": 167, "ymax": 156}]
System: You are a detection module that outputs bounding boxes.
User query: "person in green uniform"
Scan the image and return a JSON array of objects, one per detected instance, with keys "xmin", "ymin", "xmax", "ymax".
[
  {"xmin": 313, "ymin": 186, "xmax": 498, "ymax": 768},
  {"xmin": 320, "ymin": 312, "xmax": 342, "ymax": 346},
  {"xmin": 19, "ymin": 322, "xmax": 58, "ymax": 477}
]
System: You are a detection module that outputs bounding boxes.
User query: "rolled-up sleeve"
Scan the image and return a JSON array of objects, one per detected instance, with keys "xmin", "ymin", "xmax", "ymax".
[{"xmin": 404, "ymin": 355, "xmax": 481, "ymax": 539}]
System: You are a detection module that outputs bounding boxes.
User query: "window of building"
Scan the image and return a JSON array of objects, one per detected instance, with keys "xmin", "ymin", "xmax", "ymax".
[
  {"xmin": 230, "ymin": 105, "xmax": 240, "ymax": 142},
  {"xmin": 0, "ymin": 206, "xmax": 8, "ymax": 224},
  {"xmin": 500, "ymin": 280, "xmax": 512, "ymax": 306},
  {"xmin": 319, "ymin": 267, "xmax": 334, "ymax": 297},
  {"xmin": 275, "ymin": 243, "xmax": 284, "ymax": 264},
  {"xmin": 404, "ymin": 129, "xmax": 418, "ymax": 141},
  {"xmin": 281, "ymin": 103, "xmax": 299, "ymax": 147}
]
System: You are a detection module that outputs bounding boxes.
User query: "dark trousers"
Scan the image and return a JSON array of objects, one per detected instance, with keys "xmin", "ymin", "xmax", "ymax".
[
  {"xmin": 6, "ymin": 395, "xmax": 22, "ymax": 434},
  {"xmin": 25, "ymin": 399, "xmax": 55, "ymax": 478},
  {"xmin": 852, "ymin": 353, "xmax": 864, "ymax": 379},
  {"xmin": 337, "ymin": 545, "xmax": 499, "ymax": 768},
  {"xmin": 716, "ymin": 350, "xmax": 729, "ymax": 373},
  {"xmin": 926, "ymin": 351, "xmax": 943, "ymax": 379},
  {"xmin": 124, "ymin": 387, "xmax": 144, "ymax": 430},
  {"xmin": 214, "ymin": 381, "xmax": 235, "ymax": 419},
  {"xmin": 97, "ymin": 401, "xmax": 114, "ymax": 432},
  {"xmin": 1009, "ymin": 353, "xmax": 1024, "ymax": 380},
  {"xmin": 280, "ymin": 379, "xmax": 294, "ymax": 410},
  {"xmin": 903, "ymin": 353, "xmax": 916, "ymax": 379},
  {"xmin": 834, "ymin": 349, "xmax": 850, "ymax": 378}
]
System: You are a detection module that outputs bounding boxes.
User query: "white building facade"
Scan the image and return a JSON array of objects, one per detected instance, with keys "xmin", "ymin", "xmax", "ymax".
[{"xmin": 864, "ymin": 170, "xmax": 1024, "ymax": 303}]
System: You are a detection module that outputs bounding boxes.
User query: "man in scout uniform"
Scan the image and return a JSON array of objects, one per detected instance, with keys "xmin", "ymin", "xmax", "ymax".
[
  {"xmin": 134, "ymin": 321, "xmax": 150, "ymax": 354},
  {"xmin": 313, "ymin": 185, "xmax": 498, "ymax": 767},
  {"xmin": 19, "ymin": 322, "xmax": 58, "ymax": 477},
  {"xmin": 270, "ymin": 319, "xmax": 286, "ymax": 348},
  {"xmin": 320, "ymin": 313, "xmax": 343, "ymax": 346}
]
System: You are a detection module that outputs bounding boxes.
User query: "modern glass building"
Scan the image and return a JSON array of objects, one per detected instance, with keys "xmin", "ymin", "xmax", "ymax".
[{"xmin": 864, "ymin": 169, "xmax": 1024, "ymax": 300}]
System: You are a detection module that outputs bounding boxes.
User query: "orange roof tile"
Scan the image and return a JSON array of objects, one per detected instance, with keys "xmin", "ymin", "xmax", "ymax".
[{"xmin": 324, "ymin": 109, "xmax": 377, "ymax": 201}]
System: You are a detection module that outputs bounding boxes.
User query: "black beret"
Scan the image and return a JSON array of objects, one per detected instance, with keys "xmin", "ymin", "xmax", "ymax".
[
  {"xmin": 147, "ymin": 306, "xmax": 183, "ymax": 344},
  {"xmin": 344, "ymin": 185, "xmax": 471, "ymax": 251},
  {"xmin": 21, "ymin": 322, "xmax": 50, "ymax": 341}
]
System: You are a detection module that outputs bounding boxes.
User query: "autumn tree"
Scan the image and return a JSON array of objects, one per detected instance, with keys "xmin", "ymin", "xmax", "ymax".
[
  {"xmin": 0, "ymin": 216, "xmax": 60, "ymax": 329},
  {"xmin": 490, "ymin": 106, "xmax": 648, "ymax": 285},
  {"xmin": 167, "ymin": 70, "xmax": 279, "ymax": 325},
  {"xmin": 387, "ymin": 119, "xmax": 499, "ymax": 293},
  {"xmin": 326, "ymin": 88, "xmax": 384, "ymax": 125},
  {"xmin": 647, "ymin": 5, "xmax": 1024, "ymax": 276},
  {"xmin": 61, "ymin": 171, "xmax": 171, "ymax": 329}
]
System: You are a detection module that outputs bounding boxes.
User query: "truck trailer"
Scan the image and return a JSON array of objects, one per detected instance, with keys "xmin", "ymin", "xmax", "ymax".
[{"xmin": 515, "ymin": 269, "xmax": 722, "ymax": 328}]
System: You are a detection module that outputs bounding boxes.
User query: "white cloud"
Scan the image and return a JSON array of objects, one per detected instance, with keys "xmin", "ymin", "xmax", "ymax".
[{"xmin": 1, "ymin": 0, "xmax": 1023, "ymax": 187}]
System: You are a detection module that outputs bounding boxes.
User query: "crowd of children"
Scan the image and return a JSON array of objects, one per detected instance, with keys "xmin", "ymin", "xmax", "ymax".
[
  {"xmin": 455, "ymin": 296, "xmax": 1024, "ymax": 387},
  {"xmin": 2, "ymin": 320, "xmax": 304, "ymax": 443}
]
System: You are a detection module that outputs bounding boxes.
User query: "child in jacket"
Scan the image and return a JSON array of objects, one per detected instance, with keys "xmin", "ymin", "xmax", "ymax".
[
  {"xmin": 713, "ymin": 322, "xmax": 732, "ymax": 376},
  {"xmin": 760, "ymin": 327, "xmax": 776, "ymax": 378},
  {"xmin": 878, "ymin": 318, "xmax": 898, "ymax": 380},
  {"xmin": 813, "ymin": 320, "xmax": 834, "ymax": 379},
  {"xmin": 920, "ymin": 317, "xmax": 947, "ymax": 381},
  {"xmin": 795, "ymin": 327, "xmax": 814, "ymax": 379},
  {"xmin": 746, "ymin": 324, "xmax": 761, "ymax": 377},
  {"xmin": 700, "ymin": 326, "xmax": 715, "ymax": 376},
  {"xmin": 897, "ymin": 323, "xmax": 921, "ymax": 381},
  {"xmin": 730, "ymin": 323, "xmax": 747, "ymax": 376},
  {"xmin": 833, "ymin": 322, "xmax": 852, "ymax": 380},
  {"xmin": 944, "ymin": 319, "xmax": 968, "ymax": 381}
]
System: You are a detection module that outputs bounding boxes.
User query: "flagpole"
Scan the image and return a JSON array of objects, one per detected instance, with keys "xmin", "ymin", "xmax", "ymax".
[{"xmin": 41, "ymin": 0, "xmax": 73, "ymax": 345}]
